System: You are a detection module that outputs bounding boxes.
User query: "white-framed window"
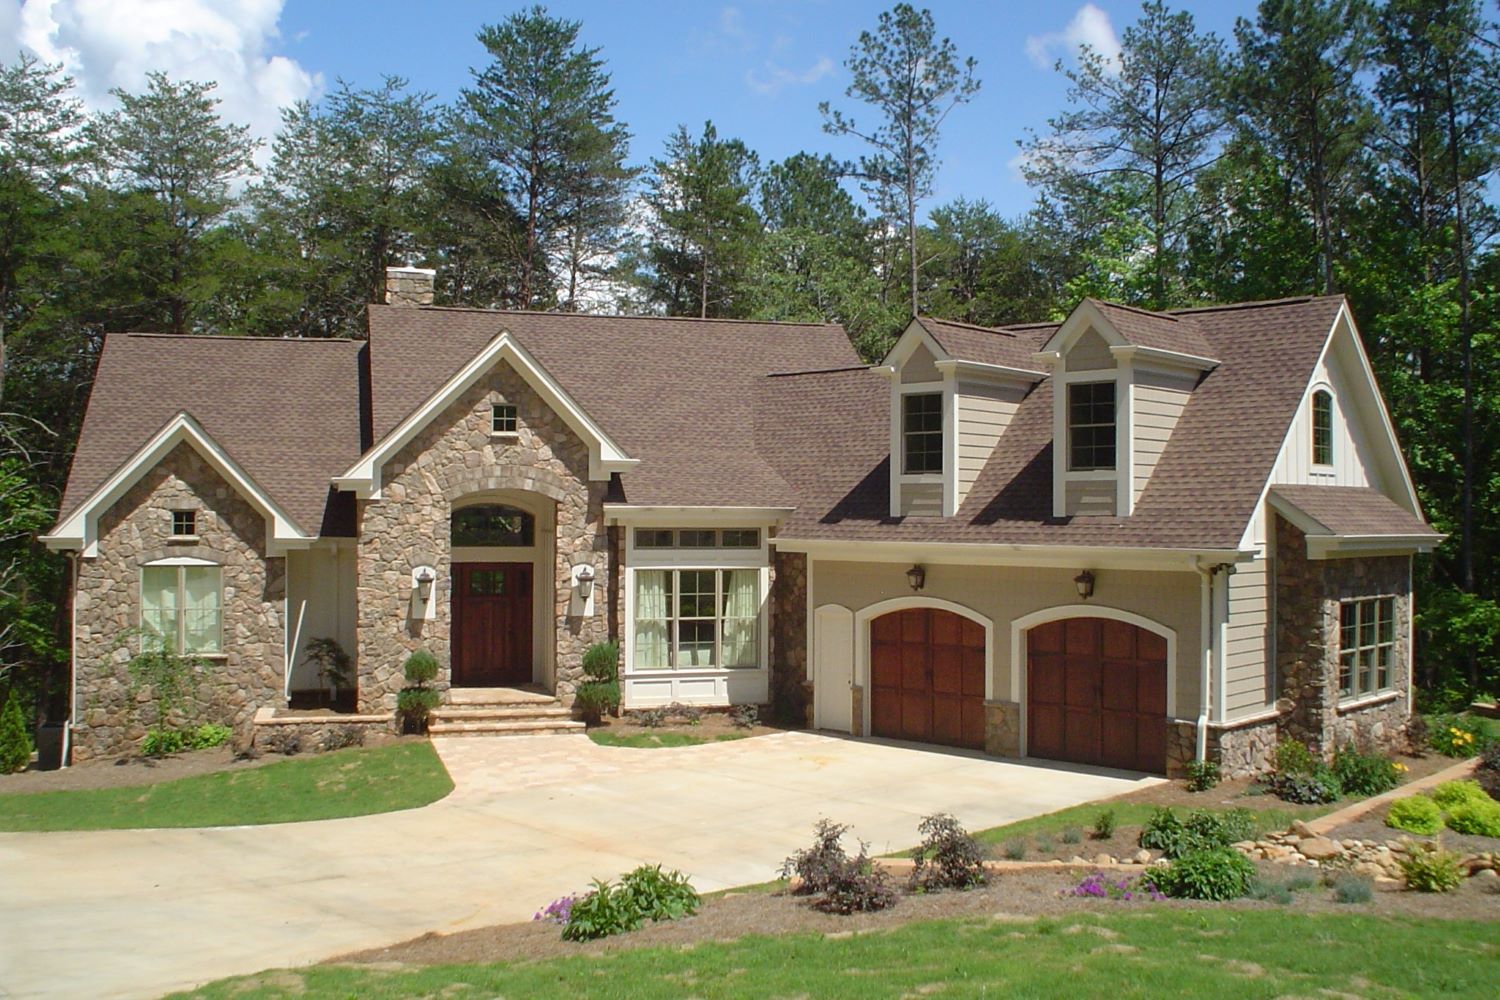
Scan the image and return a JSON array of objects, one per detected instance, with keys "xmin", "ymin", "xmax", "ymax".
[
  {"xmin": 141, "ymin": 562, "xmax": 223, "ymax": 654},
  {"xmin": 491, "ymin": 402, "xmax": 518, "ymax": 436},
  {"xmin": 902, "ymin": 392, "xmax": 943, "ymax": 474},
  {"xmin": 1068, "ymin": 380, "xmax": 1116, "ymax": 471},
  {"xmin": 632, "ymin": 528, "xmax": 761, "ymax": 550},
  {"xmin": 171, "ymin": 510, "xmax": 197, "ymax": 537},
  {"xmin": 1339, "ymin": 596, "xmax": 1395, "ymax": 699},
  {"xmin": 633, "ymin": 568, "xmax": 761, "ymax": 670},
  {"xmin": 1312, "ymin": 389, "xmax": 1334, "ymax": 466}
]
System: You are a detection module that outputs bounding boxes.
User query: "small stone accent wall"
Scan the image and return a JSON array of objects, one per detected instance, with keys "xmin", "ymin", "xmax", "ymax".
[
  {"xmin": 1165, "ymin": 715, "xmax": 1277, "ymax": 778},
  {"xmin": 355, "ymin": 361, "xmax": 610, "ymax": 711},
  {"xmin": 72, "ymin": 443, "xmax": 285, "ymax": 760},
  {"xmin": 250, "ymin": 707, "xmax": 393, "ymax": 752},
  {"xmin": 769, "ymin": 550, "xmax": 810, "ymax": 724},
  {"xmin": 984, "ymin": 699, "xmax": 1020, "ymax": 756},
  {"xmin": 1240, "ymin": 821, "xmax": 1499, "ymax": 884},
  {"xmin": 1274, "ymin": 515, "xmax": 1413, "ymax": 757}
]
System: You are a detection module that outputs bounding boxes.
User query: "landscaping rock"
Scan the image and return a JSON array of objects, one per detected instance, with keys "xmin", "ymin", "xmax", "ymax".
[
  {"xmin": 1132, "ymin": 850, "xmax": 1152, "ymax": 865},
  {"xmin": 1290, "ymin": 819, "xmax": 1318, "ymax": 839},
  {"xmin": 1297, "ymin": 837, "xmax": 1341, "ymax": 861},
  {"xmin": 1474, "ymin": 868, "xmax": 1498, "ymax": 882},
  {"xmin": 1092, "ymin": 853, "xmax": 1116, "ymax": 866}
]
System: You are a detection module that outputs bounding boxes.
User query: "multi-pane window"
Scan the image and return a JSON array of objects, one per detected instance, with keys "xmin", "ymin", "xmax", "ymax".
[
  {"xmin": 1068, "ymin": 381, "xmax": 1117, "ymax": 471},
  {"xmin": 491, "ymin": 402, "xmax": 518, "ymax": 435},
  {"xmin": 634, "ymin": 568, "xmax": 760, "ymax": 670},
  {"xmin": 902, "ymin": 392, "xmax": 943, "ymax": 474},
  {"xmin": 141, "ymin": 564, "xmax": 222, "ymax": 654},
  {"xmin": 632, "ymin": 528, "xmax": 761, "ymax": 549},
  {"xmin": 171, "ymin": 510, "xmax": 197, "ymax": 537},
  {"xmin": 1339, "ymin": 597, "xmax": 1395, "ymax": 698},
  {"xmin": 1312, "ymin": 390, "xmax": 1334, "ymax": 466},
  {"xmin": 452, "ymin": 504, "xmax": 534, "ymax": 546}
]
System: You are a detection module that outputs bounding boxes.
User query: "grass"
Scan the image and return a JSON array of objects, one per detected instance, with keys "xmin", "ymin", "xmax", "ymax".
[
  {"xmin": 967, "ymin": 800, "xmax": 1329, "ymax": 847},
  {"xmin": 0, "ymin": 742, "xmax": 452, "ymax": 831},
  {"xmin": 169, "ymin": 911, "xmax": 1498, "ymax": 999},
  {"xmin": 587, "ymin": 730, "xmax": 749, "ymax": 749}
]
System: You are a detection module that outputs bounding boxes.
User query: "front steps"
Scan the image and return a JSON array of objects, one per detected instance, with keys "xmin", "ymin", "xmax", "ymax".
[{"xmin": 428, "ymin": 687, "xmax": 585, "ymax": 738}]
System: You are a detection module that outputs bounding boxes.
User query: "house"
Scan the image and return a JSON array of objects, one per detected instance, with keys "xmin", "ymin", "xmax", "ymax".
[{"xmin": 44, "ymin": 267, "xmax": 1442, "ymax": 775}]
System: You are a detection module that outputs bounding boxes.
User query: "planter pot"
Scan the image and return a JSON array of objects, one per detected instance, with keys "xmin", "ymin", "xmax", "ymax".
[{"xmin": 34, "ymin": 723, "xmax": 65, "ymax": 771}]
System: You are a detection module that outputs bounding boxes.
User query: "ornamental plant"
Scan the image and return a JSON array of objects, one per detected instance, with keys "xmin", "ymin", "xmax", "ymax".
[
  {"xmin": 533, "ymin": 893, "xmax": 579, "ymax": 925},
  {"xmin": 574, "ymin": 680, "xmax": 620, "ymax": 726},
  {"xmin": 1183, "ymin": 759, "xmax": 1220, "ymax": 792},
  {"xmin": 1138, "ymin": 807, "xmax": 1256, "ymax": 859},
  {"xmin": 1090, "ymin": 808, "xmax": 1117, "ymax": 839},
  {"xmin": 0, "ymin": 689, "xmax": 32, "ymax": 773},
  {"xmin": 1151, "ymin": 848, "xmax": 1256, "ymax": 901},
  {"xmin": 1385, "ymin": 795, "xmax": 1443, "ymax": 835},
  {"xmin": 397, "ymin": 649, "xmax": 440, "ymax": 733},
  {"xmin": 1429, "ymin": 716, "xmax": 1483, "ymax": 757},
  {"xmin": 1064, "ymin": 871, "xmax": 1164, "ymax": 902},
  {"xmin": 560, "ymin": 865, "xmax": 699, "ymax": 941},
  {"xmin": 779, "ymin": 819, "xmax": 897, "ymax": 913},
  {"xmin": 1331, "ymin": 745, "xmax": 1401, "ymax": 797},
  {"xmin": 581, "ymin": 641, "xmax": 619, "ymax": 683},
  {"xmin": 1445, "ymin": 799, "xmax": 1500, "ymax": 837},
  {"xmin": 1398, "ymin": 842, "xmax": 1463, "ymax": 893},
  {"xmin": 908, "ymin": 813, "xmax": 987, "ymax": 892},
  {"xmin": 1430, "ymin": 779, "xmax": 1489, "ymax": 811}
]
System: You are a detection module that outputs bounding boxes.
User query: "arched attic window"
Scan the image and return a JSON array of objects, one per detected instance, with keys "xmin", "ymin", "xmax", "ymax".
[
  {"xmin": 1312, "ymin": 390, "xmax": 1334, "ymax": 467},
  {"xmin": 452, "ymin": 504, "xmax": 534, "ymax": 547}
]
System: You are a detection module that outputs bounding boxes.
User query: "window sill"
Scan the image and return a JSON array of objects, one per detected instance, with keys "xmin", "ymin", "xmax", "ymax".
[
  {"xmin": 1064, "ymin": 469, "xmax": 1117, "ymax": 480},
  {"xmin": 1336, "ymin": 690, "xmax": 1401, "ymax": 714},
  {"xmin": 490, "ymin": 432, "xmax": 519, "ymax": 440},
  {"xmin": 625, "ymin": 666, "xmax": 766, "ymax": 675},
  {"xmin": 166, "ymin": 536, "xmax": 200, "ymax": 544},
  {"xmin": 897, "ymin": 474, "xmax": 944, "ymax": 484}
]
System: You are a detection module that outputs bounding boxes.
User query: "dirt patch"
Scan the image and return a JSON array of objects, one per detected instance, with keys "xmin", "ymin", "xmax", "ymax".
[
  {"xmin": 588, "ymin": 711, "xmax": 783, "ymax": 743},
  {"xmin": 0, "ymin": 731, "xmax": 413, "ymax": 794},
  {"xmin": 332, "ymin": 864, "xmax": 1500, "ymax": 968}
]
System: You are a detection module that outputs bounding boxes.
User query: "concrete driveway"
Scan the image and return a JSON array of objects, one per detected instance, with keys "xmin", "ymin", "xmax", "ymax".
[{"xmin": 0, "ymin": 732, "xmax": 1160, "ymax": 999}]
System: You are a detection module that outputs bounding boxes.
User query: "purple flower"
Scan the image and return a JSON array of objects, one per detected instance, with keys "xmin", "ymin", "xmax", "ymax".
[{"xmin": 532, "ymin": 893, "xmax": 578, "ymax": 924}]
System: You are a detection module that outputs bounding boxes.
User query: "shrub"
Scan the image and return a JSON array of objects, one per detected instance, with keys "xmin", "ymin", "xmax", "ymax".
[
  {"xmin": 1386, "ymin": 795, "xmax": 1443, "ymax": 835},
  {"xmin": 581, "ymin": 641, "xmax": 620, "ymax": 683},
  {"xmin": 1444, "ymin": 799, "xmax": 1500, "ymax": 837},
  {"xmin": 816, "ymin": 849, "xmax": 897, "ymax": 914},
  {"xmin": 560, "ymin": 865, "xmax": 699, "ymax": 941},
  {"xmin": 1330, "ymin": 873, "xmax": 1373, "ymax": 904},
  {"xmin": 1061, "ymin": 826, "xmax": 1083, "ymax": 845},
  {"xmin": 562, "ymin": 879, "xmax": 641, "ymax": 941},
  {"xmin": 186, "ymin": 723, "xmax": 232, "ymax": 750},
  {"xmin": 533, "ymin": 894, "xmax": 579, "ymax": 925},
  {"xmin": 1274, "ymin": 738, "xmax": 1320, "ymax": 776},
  {"xmin": 1268, "ymin": 766, "xmax": 1341, "ymax": 804},
  {"xmin": 1002, "ymin": 839, "xmax": 1027, "ymax": 861},
  {"xmin": 1430, "ymin": 779, "xmax": 1490, "ymax": 810},
  {"xmin": 1139, "ymin": 807, "xmax": 1255, "ymax": 859},
  {"xmin": 0, "ymin": 689, "xmax": 31, "ymax": 774},
  {"xmin": 1331, "ymin": 745, "xmax": 1401, "ymax": 797},
  {"xmin": 1398, "ymin": 842, "xmax": 1463, "ymax": 892},
  {"xmin": 305, "ymin": 637, "xmax": 353, "ymax": 695},
  {"xmin": 1429, "ymin": 715, "xmax": 1485, "ymax": 757},
  {"xmin": 1152, "ymin": 848, "xmax": 1256, "ymax": 901},
  {"xmin": 141, "ymin": 726, "xmax": 185, "ymax": 757},
  {"xmin": 574, "ymin": 680, "xmax": 620, "ymax": 725},
  {"xmin": 402, "ymin": 649, "xmax": 439, "ymax": 686},
  {"xmin": 780, "ymin": 819, "xmax": 852, "ymax": 894},
  {"xmin": 260, "ymin": 729, "xmax": 302, "ymax": 756},
  {"xmin": 1065, "ymin": 871, "xmax": 1163, "ymax": 901},
  {"xmin": 633, "ymin": 707, "xmax": 668, "ymax": 728},
  {"xmin": 666, "ymin": 702, "xmax": 703, "ymax": 725},
  {"xmin": 730, "ymin": 704, "xmax": 759, "ymax": 729},
  {"xmin": 617, "ymin": 864, "xmax": 699, "ymax": 923},
  {"xmin": 1184, "ymin": 759, "xmax": 1220, "ymax": 792},
  {"xmin": 1090, "ymin": 808, "xmax": 1116, "ymax": 839},
  {"xmin": 320, "ymin": 725, "xmax": 366, "ymax": 752},
  {"xmin": 1479, "ymin": 742, "xmax": 1500, "ymax": 800},
  {"xmin": 396, "ymin": 687, "xmax": 441, "ymax": 733},
  {"xmin": 909, "ymin": 813, "xmax": 987, "ymax": 892},
  {"xmin": 1247, "ymin": 877, "xmax": 1293, "ymax": 905}
]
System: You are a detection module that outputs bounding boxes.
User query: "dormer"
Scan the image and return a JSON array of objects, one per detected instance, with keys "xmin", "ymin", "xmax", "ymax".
[
  {"xmin": 875, "ymin": 317, "xmax": 1044, "ymax": 518},
  {"xmin": 1034, "ymin": 300, "xmax": 1218, "ymax": 518}
]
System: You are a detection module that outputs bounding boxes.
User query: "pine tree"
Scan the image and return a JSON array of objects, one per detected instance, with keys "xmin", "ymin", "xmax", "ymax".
[{"xmin": 0, "ymin": 688, "xmax": 30, "ymax": 773}]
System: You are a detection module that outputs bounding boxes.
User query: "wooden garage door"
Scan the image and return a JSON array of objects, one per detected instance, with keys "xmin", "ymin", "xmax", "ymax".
[
  {"xmin": 1027, "ymin": 618, "xmax": 1167, "ymax": 773},
  {"xmin": 870, "ymin": 608, "xmax": 985, "ymax": 750}
]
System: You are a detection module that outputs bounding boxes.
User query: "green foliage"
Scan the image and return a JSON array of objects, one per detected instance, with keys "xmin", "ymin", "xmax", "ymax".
[
  {"xmin": 559, "ymin": 864, "xmax": 701, "ymax": 940},
  {"xmin": 1429, "ymin": 779, "xmax": 1489, "ymax": 810},
  {"xmin": 1329, "ymin": 872, "xmax": 1373, "ymax": 904},
  {"xmin": 1183, "ymin": 759, "xmax": 1220, "ymax": 792},
  {"xmin": 187, "ymin": 723, "xmax": 232, "ymax": 750},
  {"xmin": 0, "ymin": 688, "xmax": 31, "ymax": 773},
  {"xmin": 396, "ymin": 687, "xmax": 441, "ymax": 733},
  {"xmin": 1428, "ymin": 715, "xmax": 1487, "ymax": 757},
  {"xmin": 730, "ymin": 704, "xmax": 759, "ymax": 729},
  {"xmin": 1060, "ymin": 826, "xmax": 1083, "ymax": 845},
  {"xmin": 617, "ymin": 864, "xmax": 699, "ymax": 923},
  {"xmin": 573, "ymin": 680, "xmax": 619, "ymax": 724},
  {"xmin": 580, "ymin": 641, "xmax": 619, "ymax": 683},
  {"xmin": 1398, "ymin": 842, "xmax": 1463, "ymax": 893},
  {"xmin": 1151, "ymin": 848, "xmax": 1256, "ymax": 901},
  {"xmin": 1269, "ymin": 767, "xmax": 1341, "ymax": 804},
  {"xmin": 1090, "ymin": 808, "xmax": 1116, "ymax": 840},
  {"xmin": 1139, "ymin": 808, "xmax": 1256, "ymax": 859},
  {"xmin": 1386, "ymin": 795, "xmax": 1444, "ymax": 835},
  {"xmin": 1331, "ymin": 745, "xmax": 1401, "ymax": 797},
  {"xmin": 1444, "ymin": 798, "xmax": 1500, "ymax": 837},
  {"xmin": 402, "ymin": 649, "xmax": 439, "ymax": 686},
  {"xmin": 1002, "ymin": 839, "xmax": 1027, "ymax": 861},
  {"xmin": 304, "ymin": 638, "xmax": 353, "ymax": 694},
  {"xmin": 141, "ymin": 727, "xmax": 186, "ymax": 757},
  {"xmin": 116, "ymin": 629, "xmax": 202, "ymax": 732},
  {"xmin": 1274, "ymin": 738, "xmax": 1320, "ymax": 776}
]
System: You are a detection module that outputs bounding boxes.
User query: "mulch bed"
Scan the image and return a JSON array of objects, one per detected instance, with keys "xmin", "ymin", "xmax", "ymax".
[
  {"xmin": 333, "ymin": 864, "xmax": 1500, "ymax": 969},
  {"xmin": 1325, "ymin": 814, "xmax": 1500, "ymax": 857},
  {"xmin": 588, "ymin": 711, "xmax": 784, "ymax": 742}
]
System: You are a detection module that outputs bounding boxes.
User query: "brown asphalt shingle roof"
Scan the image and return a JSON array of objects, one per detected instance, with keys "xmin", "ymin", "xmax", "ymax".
[
  {"xmin": 57, "ymin": 333, "xmax": 366, "ymax": 536},
  {"xmin": 1086, "ymin": 299, "xmax": 1216, "ymax": 359},
  {"xmin": 914, "ymin": 316, "xmax": 1046, "ymax": 374},
  {"xmin": 1269, "ymin": 485, "xmax": 1440, "ymax": 539}
]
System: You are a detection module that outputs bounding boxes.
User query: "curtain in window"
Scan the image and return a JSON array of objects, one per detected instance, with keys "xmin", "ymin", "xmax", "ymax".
[
  {"xmin": 635, "ymin": 570, "xmax": 670, "ymax": 669},
  {"xmin": 183, "ymin": 566, "xmax": 222, "ymax": 653},
  {"xmin": 721, "ymin": 569, "xmax": 759, "ymax": 668},
  {"xmin": 141, "ymin": 566, "xmax": 178, "ymax": 650}
]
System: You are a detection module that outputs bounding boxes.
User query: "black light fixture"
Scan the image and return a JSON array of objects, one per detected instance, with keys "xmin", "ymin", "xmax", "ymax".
[
  {"xmin": 1074, "ymin": 569, "xmax": 1095, "ymax": 599},
  {"xmin": 906, "ymin": 565, "xmax": 926, "ymax": 592}
]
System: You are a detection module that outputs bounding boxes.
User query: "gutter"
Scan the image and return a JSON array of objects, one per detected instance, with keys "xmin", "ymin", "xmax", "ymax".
[{"xmin": 1194, "ymin": 562, "xmax": 1234, "ymax": 762}]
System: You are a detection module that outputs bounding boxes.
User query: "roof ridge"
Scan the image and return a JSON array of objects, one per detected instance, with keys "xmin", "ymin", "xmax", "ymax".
[
  {"xmin": 765, "ymin": 365, "xmax": 873, "ymax": 379},
  {"xmin": 119, "ymin": 332, "xmax": 361, "ymax": 345},
  {"xmin": 1167, "ymin": 295, "xmax": 1333, "ymax": 316},
  {"xmin": 917, "ymin": 314, "xmax": 1021, "ymax": 339},
  {"xmin": 1089, "ymin": 298, "xmax": 1180, "ymax": 322},
  {"xmin": 379, "ymin": 304, "xmax": 842, "ymax": 329}
]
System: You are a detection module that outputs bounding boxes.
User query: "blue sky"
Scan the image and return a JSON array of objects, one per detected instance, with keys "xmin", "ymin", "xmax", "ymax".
[{"xmin": 3, "ymin": 1, "xmax": 1258, "ymax": 220}]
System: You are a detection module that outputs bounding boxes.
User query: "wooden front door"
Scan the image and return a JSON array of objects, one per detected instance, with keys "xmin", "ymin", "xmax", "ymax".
[
  {"xmin": 869, "ymin": 608, "xmax": 985, "ymax": 750},
  {"xmin": 1027, "ymin": 618, "xmax": 1167, "ymax": 773},
  {"xmin": 452, "ymin": 562, "xmax": 533, "ymax": 686}
]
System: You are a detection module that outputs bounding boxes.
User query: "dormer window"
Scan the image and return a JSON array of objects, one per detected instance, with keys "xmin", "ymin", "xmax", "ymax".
[
  {"xmin": 1068, "ymin": 382, "xmax": 1116, "ymax": 471},
  {"xmin": 491, "ymin": 402, "xmax": 518, "ymax": 436},
  {"xmin": 1312, "ymin": 390, "xmax": 1333, "ymax": 466},
  {"xmin": 902, "ymin": 392, "xmax": 943, "ymax": 474}
]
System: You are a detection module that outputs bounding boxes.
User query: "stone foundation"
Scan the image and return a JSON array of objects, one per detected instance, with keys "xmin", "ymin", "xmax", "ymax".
[
  {"xmin": 850, "ymin": 685, "xmax": 865, "ymax": 736},
  {"xmin": 1165, "ymin": 715, "xmax": 1277, "ymax": 778},
  {"xmin": 250, "ymin": 707, "xmax": 393, "ymax": 752},
  {"xmin": 984, "ymin": 699, "xmax": 1020, "ymax": 756}
]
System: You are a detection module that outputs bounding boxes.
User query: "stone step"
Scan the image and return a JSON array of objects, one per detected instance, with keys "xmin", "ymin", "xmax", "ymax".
[
  {"xmin": 447, "ymin": 686, "xmax": 557, "ymax": 707},
  {"xmin": 430, "ymin": 705, "xmax": 574, "ymax": 722},
  {"xmin": 428, "ymin": 718, "xmax": 586, "ymax": 737}
]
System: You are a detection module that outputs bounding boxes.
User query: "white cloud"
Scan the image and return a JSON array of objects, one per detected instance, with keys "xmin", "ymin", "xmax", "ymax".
[
  {"xmin": 1024, "ymin": 4, "xmax": 1121, "ymax": 72},
  {"xmin": 0, "ymin": 0, "xmax": 321, "ymax": 164},
  {"xmin": 746, "ymin": 56, "xmax": 833, "ymax": 97}
]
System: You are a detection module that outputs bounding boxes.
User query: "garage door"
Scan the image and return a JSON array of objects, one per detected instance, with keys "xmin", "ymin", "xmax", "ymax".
[
  {"xmin": 1027, "ymin": 617, "xmax": 1167, "ymax": 773},
  {"xmin": 870, "ymin": 608, "xmax": 985, "ymax": 750}
]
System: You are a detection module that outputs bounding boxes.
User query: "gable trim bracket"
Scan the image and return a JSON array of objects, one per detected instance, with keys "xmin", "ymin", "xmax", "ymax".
[
  {"xmin": 41, "ymin": 412, "xmax": 312, "ymax": 558},
  {"xmin": 335, "ymin": 330, "xmax": 639, "ymax": 499}
]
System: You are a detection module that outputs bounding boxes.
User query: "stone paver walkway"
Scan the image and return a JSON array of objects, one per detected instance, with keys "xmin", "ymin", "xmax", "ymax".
[{"xmin": 0, "ymin": 732, "xmax": 1159, "ymax": 1000}]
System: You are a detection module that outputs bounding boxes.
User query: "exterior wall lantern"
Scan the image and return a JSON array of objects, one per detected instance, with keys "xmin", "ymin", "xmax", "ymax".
[
  {"xmin": 1074, "ymin": 569, "xmax": 1096, "ymax": 600},
  {"xmin": 411, "ymin": 565, "xmax": 438, "ymax": 621},
  {"xmin": 573, "ymin": 564, "xmax": 596, "ymax": 600},
  {"xmin": 906, "ymin": 565, "xmax": 926, "ymax": 592},
  {"xmin": 569, "ymin": 563, "xmax": 597, "ymax": 617}
]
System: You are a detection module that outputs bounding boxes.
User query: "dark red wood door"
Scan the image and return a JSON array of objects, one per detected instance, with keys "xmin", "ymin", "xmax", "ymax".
[
  {"xmin": 452, "ymin": 562, "xmax": 533, "ymax": 686},
  {"xmin": 1027, "ymin": 618, "xmax": 1167, "ymax": 773},
  {"xmin": 870, "ymin": 608, "xmax": 985, "ymax": 750}
]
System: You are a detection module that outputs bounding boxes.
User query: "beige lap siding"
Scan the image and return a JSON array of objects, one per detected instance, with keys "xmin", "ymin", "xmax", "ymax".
[
  {"xmin": 1223, "ymin": 557, "xmax": 1273, "ymax": 717},
  {"xmin": 72, "ymin": 443, "xmax": 285, "ymax": 760},
  {"xmin": 354, "ymin": 359, "xmax": 611, "ymax": 712}
]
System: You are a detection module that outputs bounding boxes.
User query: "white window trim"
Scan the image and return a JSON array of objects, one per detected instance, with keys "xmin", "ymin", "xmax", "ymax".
[
  {"xmin": 1310, "ymin": 384, "xmax": 1335, "ymax": 469},
  {"xmin": 624, "ymin": 565, "xmax": 770, "ymax": 675},
  {"xmin": 1337, "ymin": 594, "xmax": 1398, "ymax": 703},
  {"xmin": 140, "ymin": 559, "xmax": 225, "ymax": 657},
  {"xmin": 1053, "ymin": 366, "xmax": 1134, "ymax": 517}
]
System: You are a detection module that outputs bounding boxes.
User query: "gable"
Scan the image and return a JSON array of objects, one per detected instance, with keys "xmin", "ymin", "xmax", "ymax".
[{"xmin": 1066, "ymin": 329, "xmax": 1115, "ymax": 371}]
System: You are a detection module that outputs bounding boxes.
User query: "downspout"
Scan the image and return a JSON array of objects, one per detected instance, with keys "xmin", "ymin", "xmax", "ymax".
[
  {"xmin": 63, "ymin": 551, "xmax": 79, "ymax": 768},
  {"xmin": 1196, "ymin": 564, "xmax": 1213, "ymax": 761}
]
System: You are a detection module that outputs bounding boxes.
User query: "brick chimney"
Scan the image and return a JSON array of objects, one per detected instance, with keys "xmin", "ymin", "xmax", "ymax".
[{"xmin": 385, "ymin": 265, "xmax": 436, "ymax": 306}]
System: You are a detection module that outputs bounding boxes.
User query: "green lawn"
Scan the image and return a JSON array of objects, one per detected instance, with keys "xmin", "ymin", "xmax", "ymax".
[
  {"xmin": 0, "ymin": 742, "xmax": 452, "ymax": 831},
  {"xmin": 588, "ymin": 730, "xmax": 749, "ymax": 749},
  {"xmin": 169, "ymin": 911, "xmax": 1497, "ymax": 999},
  {"xmin": 966, "ymin": 798, "xmax": 1330, "ymax": 847}
]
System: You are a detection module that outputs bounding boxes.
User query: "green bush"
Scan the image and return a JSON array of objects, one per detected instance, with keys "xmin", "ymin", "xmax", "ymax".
[
  {"xmin": 1444, "ymin": 799, "xmax": 1500, "ymax": 837},
  {"xmin": 142, "ymin": 726, "xmax": 186, "ymax": 757},
  {"xmin": 187, "ymin": 723, "xmax": 232, "ymax": 750},
  {"xmin": 1060, "ymin": 826, "xmax": 1082, "ymax": 845},
  {"xmin": 1183, "ymin": 759, "xmax": 1220, "ymax": 792},
  {"xmin": 1430, "ymin": 779, "xmax": 1490, "ymax": 810},
  {"xmin": 1274, "ymin": 738, "xmax": 1319, "ymax": 776},
  {"xmin": 574, "ymin": 680, "xmax": 620, "ymax": 724},
  {"xmin": 1428, "ymin": 714, "xmax": 1487, "ymax": 757},
  {"xmin": 1331, "ymin": 745, "xmax": 1401, "ymax": 797},
  {"xmin": 1268, "ymin": 766, "xmax": 1341, "ymax": 804},
  {"xmin": 581, "ymin": 641, "xmax": 620, "ymax": 683},
  {"xmin": 1399, "ymin": 843, "xmax": 1463, "ymax": 892},
  {"xmin": 1329, "ymin": 873, "xmax": 1374, "ymax": 904},
  {"xmin": 1385, "ymin": 795, "xmax": 1443, "ymax": 835},
  {"xmin": 561, "ymin": 864, "xmax": 699, "ymax": 941},
  {"xmin": 617, "ymin": 864, "xmax": 699, "ymax": 922},
  {"xmin": 396, "ymin": 687, "xmax": 441, "ymax": 733},
  {"xmin": 1151, "ymin": 848, "xmax": 1256, "ymax": 901},
  {"xmin": 1090, "ymin": 808, "xmax": 1116, "ymax": 839},
  {"xmin": 1002, "ymin": 839, "xmax": 1026, "ymax": 860},
  {"xmin": 0, "ymin": 689, "xmax": 30, "ymax": 774},
  {"xmin": 402, "ymin": 649, "xmax": 439, "ymax": 686},
  {"xmin": 1139, "ymin": 807, "xmax": 1256, "ymax": 859}
]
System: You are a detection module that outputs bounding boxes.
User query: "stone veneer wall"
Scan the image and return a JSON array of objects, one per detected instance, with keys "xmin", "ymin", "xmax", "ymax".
[
  {"xmin": 984, "ymin": 699, "xmax": 1021, "ymax": 757},
  {"xmin": 1167, "ymin": 717, "xmax": 1280, "ymax": 779},
  {"xmin": 72, "ymin": 443, "xmax": 285, "ymax": 759},
  {"xmin": 769, "ymin": 550, "xmax": 810, "ymax": 724},
  {"xmin": 355, "ymin": 361, "xmax": 610, "ymax": 711},
  {"xmin": 1274, "ymin": 515, "xmax": 1412, "ymax": 757}
]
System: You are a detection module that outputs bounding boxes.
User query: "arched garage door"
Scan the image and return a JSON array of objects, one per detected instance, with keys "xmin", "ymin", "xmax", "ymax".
[
  {"xmin": 870, "ymin": 608, "xmax": 985, "ymax": 750},
  {"xmin": 1027, "ymin": 618, "xmax": 1167, "ymax": 773}
]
